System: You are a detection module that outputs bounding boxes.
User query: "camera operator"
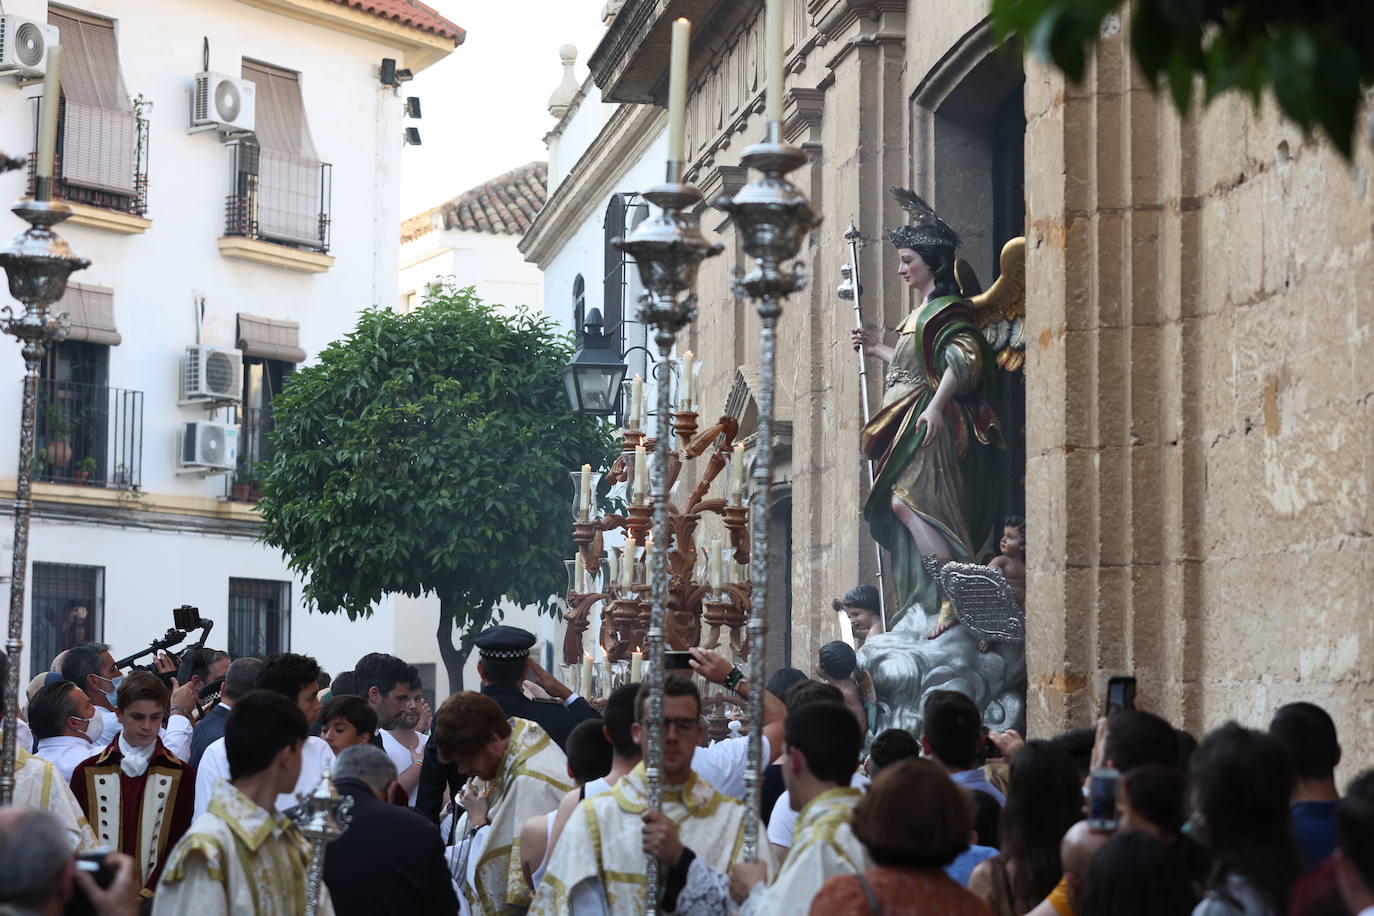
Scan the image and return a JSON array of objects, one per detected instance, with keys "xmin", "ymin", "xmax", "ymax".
[
  {"xmin": 61, "ymin": 643, "xmax": 198, "ymax": 758},
  {"xmin": 0, "ymin": 808, "xmax": 139, "ymax": 916}
]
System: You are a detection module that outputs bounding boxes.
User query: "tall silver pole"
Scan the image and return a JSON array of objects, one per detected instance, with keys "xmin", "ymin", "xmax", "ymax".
[
  {"xmin": 615, "ymin": 159, "xmax": 720, "ymax": 912},
  {"xmin": 838, "ymin": 221, "xmax": 888, "ymax": 625},
  {"xmin": 0, "ymin": 198, "xmax": 88, "ymax": 804},
  {"xmin": 293, "ymin": 767, "xmax": 353, "ymax": 916},
  {"xmin": 718, "ymin": 118, "xmax": 817, "ymax": 861}
]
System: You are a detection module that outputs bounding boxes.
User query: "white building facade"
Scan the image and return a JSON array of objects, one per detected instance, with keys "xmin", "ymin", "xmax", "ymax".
[{"xmin": 0, "ymin": 0, "xmax": 460, "ymax": 687}]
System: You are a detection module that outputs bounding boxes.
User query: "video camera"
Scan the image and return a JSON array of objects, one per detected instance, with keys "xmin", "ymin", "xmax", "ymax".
[{"xmin": 113, "ymin": 605, "xmax": 215, "ymax": 693}]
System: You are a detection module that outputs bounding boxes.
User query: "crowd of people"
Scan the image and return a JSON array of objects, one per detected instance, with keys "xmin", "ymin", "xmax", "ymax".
[{"xmin": 0, "ymin": 623, "xmax": 1372, "ymax": 916}]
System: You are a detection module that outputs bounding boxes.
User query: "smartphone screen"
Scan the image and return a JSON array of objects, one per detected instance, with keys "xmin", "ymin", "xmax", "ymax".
[
  {"xmin": 663, "ymin": 651, "xmax": 694, "ymax": 670},
  {"xmin": 1105, "ymin": 676, "xmax": 1137, "ymax": 717},
  {"xmin": 1088, "ymin": 767, "xmax": 1120, "ymax": 830}
]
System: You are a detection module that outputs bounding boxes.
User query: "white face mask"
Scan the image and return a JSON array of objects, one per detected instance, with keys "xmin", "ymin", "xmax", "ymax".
[{"xmin": 71, "ymin": 714, "xmax": 103, "ymax": 744}]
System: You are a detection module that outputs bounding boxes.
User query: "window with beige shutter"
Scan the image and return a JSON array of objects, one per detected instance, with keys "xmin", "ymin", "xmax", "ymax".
[
  {"xmin": 44, "ymin": 8, "xmax": 144, "ymax": 205},
  {"xmin": 236, "ymin": 60, "xmax": 329, "ymax": 250}
]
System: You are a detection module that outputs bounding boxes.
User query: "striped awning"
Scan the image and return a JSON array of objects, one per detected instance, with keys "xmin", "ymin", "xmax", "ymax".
[{"xmin": 55, "ymin": 283, "xmax": 121, "ymax": 346}]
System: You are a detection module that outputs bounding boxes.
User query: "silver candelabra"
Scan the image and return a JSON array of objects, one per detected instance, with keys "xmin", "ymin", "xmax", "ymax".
[
  {"xmin": 613, "ymin": 158, "xmax": 721, "ymax": 912},
  {"xmin": 0, "ymin": 198, "xmax": 88, "ymax": 804},
  {"xmin": 717, "ymin": 119, "xmax": 818, "ymax": 862},
  {"xmin": 293, "ymin": 767, "xmax": 354, "ymax": 916}
]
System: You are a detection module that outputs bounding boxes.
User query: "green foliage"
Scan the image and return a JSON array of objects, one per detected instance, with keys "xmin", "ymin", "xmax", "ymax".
[
  {"xmin": 990, "ymin": 0, "xmax": 1374, "ymax": 157},
  {"xmin": 257, "ymin": 281, "xmax": 617, "ymax": 643}
]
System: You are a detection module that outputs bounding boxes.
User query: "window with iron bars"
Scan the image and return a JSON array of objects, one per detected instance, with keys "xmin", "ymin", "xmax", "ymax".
[
  {"xmin": 31, "ymin": 563, "xmax": 104, "ymax": 676},
  {"xmin": 27, "ymin": 97, "xmax": 150, "ymax": 215},
  {"xmin": 227, "ymin": 577, "xmax": 291, "ymax": 658},
  {"xmin": 224, "ymin": 139, "xmax": 332, "ymax": 253}
]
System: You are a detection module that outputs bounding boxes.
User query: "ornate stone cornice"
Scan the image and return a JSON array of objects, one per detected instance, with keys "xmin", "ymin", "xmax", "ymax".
[
  {"xmin": 784, "ymin": 87, "xmax": 825, "ymax": 146},
  {"xmin": 519, "ymin": 103, "xmax": 667, "ymax": 269}
]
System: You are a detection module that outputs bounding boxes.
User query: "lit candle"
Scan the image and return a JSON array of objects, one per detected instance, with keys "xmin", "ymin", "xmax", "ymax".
[
  {"xmin": 579, "ymin": 463, "xmax": 592, "ymax": 520},
  {"xmin": 630, "ymin": 374, "xmax": 644, "ymax": 430},
  {"xmin": 765, "ymin": 0, "xmax": 783, "ymax": 122},
  {"xmin": 709, "ymin": 539, "xmax": 723, "ymax": 590},
  {"xmin": 35, "ymin": 45, "xmax": 62, "ymax": 189},
  {"xmin": 667, "ymin": 18, "xmax": 690, "ymax": 164},
  {"xmin": 580, "ymin": 656, "xmax": 593, "ymax": 697},
  {"xmin": 682, "ymin": 350, "xmax": 694, "ymax": 411},
  {"xmin": 631, "ymin": 649, "xmax": 643, "ymax": 682},
  {"xmin": 729, "ymin": 443, "xmax": 746, "ymax": 504},
  {"xmin": 633, "ymin": 445, "xmax": 648, "ymax": 505},
  {"xmin": 623, "ymin": 536, "xmax": 637, "ymax": 587}
]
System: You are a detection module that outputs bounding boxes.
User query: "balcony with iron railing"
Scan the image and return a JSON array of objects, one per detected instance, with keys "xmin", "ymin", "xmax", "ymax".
[
  {"xmin": 224, "ymin": 139, "xmax": 332, "ymax": 254},
  {"xmin": 35, "ymin": 378, "xmax": 143, "ymax": 490},
  {"xmin": 27, "ymin": 97, "xmax": 150, "ymax": 217},
  {"xmin": 224, "ymin": 406, "xmax": 272, "ymax": 503}
]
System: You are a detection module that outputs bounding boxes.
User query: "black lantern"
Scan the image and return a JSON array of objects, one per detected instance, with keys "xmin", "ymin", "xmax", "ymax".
[{"xmin": 563, "ymin": 308, "xmax": 627, "ymax": 415}]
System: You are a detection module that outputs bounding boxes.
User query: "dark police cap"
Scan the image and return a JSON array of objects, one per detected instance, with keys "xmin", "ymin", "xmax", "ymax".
[{"xmin": 474, "ymin": 625, "xmax": 536, "ymax": 660}]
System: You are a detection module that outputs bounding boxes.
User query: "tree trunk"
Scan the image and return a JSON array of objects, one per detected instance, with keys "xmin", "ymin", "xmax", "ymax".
[{"xmin": 437, "ymin": 592, "xmax": 494, "ymax": 695}]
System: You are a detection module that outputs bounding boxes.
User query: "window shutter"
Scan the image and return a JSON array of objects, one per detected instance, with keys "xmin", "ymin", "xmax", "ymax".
[
  {"xmin": 241, "ymin": 60, "xmax": 322, "ymax": 247},
  {"xmin": 47, "ymin": 9, "xmax": 136, "ymax": 195},
  {"xmin": 54, "ymin": 283, "xmax": 121, "ymax": 346},
  {"xmin": 236, "ymin": 313, "xmax": 305, "ymax": 363}
]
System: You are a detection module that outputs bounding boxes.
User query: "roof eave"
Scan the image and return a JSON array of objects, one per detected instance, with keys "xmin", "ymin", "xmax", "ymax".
[{"xmin": 233, "ymin": 0, "xmax": 462, "ymax": 73}]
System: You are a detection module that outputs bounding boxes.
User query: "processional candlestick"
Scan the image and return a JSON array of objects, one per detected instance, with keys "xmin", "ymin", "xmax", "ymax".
[
  {"xmin": 293, "ymin": 768, "xmax": 354, "ymax": 916},
  {"xmin": 716, "ymin": 117, "xmax": 818, "ymax": 861},
  {"xmin": 0, "ymin": 196, "xmax": 88, "ymax": 804}
]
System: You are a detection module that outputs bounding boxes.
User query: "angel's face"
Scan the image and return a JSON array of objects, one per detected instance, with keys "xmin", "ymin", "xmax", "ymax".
[{"xmin": 896, "ymin": 247, "xmax": 932, "ymax": 291}]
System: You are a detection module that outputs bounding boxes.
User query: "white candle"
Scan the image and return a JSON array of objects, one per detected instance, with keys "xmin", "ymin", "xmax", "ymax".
[
  {"xmin": 630, "ymin": 374, "xmax": 644, "ymax": 430},
  {"xmin": 682, "ymin": 350, "xmax": 694, "ymax": 410},
  {"xmin": 667, "ymin": 18, "xmax": 690, "ymax": 164},
  {"xmin": 731, "ymin": 559, "xmax": 744, "ymax": 582},
  {"xmin": 729, "ymin": 443, "xmax": 746, "ymax": 504},
  {"xmin": 765, "ymin": 0, "xmax": 783, "ymax": 122},
  {"xmin": 575, "ymin": 558, "xmax": 586, "ymax": 593},
  {"xmin": 609, "ymin": 550, "xmax": 620, "ymax": 588},
  {"xmin": 631, "ymin": 650, "xmax": 643, "ymax": 682},
  {"xmin": 623, "ymin": 536, "xmax": 636, "ymax": 587},
  {"xmin": 579, "ymin": 463, "xmax": 592, "ymax": 520},
  {"xmin": 580, "ymin": 656, "xmax": 593, "ymax": 697},
  {"xmin": 708, "ymin": 539, "xmax": 723, "ymax": 590},
  {"xmin": 644, "ymin": 533, "xmax": 655, "ymax": 577},
  {"xmin": 601, "ymin": 661, "xmax": 613, "ymax": 699},
  {"xmin": 633, "ymin": 445, "xmax": 648, "ymax": 505},
  {"xmin": 35, "ymin": 45, "xmax": 62, "ymax": 185}
]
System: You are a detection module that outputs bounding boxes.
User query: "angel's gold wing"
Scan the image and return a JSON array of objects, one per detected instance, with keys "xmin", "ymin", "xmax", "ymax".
[{"xmin": 965, "ymin": 237, "xmax": 1027, "ymax": 372}]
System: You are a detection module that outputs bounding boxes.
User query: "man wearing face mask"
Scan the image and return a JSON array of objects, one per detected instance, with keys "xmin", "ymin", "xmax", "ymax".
[
  {"xmin": 30, "ymin": 680, "xmax": 104, "ymax": 782},
  {"xmin": 62, "ymin": 642, "xmax": 196, "ymax": 758}
]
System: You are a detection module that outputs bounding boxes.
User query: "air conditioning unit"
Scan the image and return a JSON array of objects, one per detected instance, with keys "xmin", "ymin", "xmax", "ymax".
[
  {"xmin": 180, "ymin": 345, "xmax": 243, "ymax": 405},
  {"xmin": 179, "ymin": 420, "xmax": 238, "ymax": 473},
  {"xmin": 189, "ymin": 72, "xmax": 256, "ymax": 134},
  {"xmin": 0, "ymin": 16, "xmax": 57, "ymax": 78}
]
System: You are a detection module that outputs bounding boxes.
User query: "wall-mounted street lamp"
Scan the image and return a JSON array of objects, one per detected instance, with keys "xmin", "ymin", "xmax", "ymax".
[{"xmin": 563, "ymin": 308, "xmax": 626, "ymax": 416}]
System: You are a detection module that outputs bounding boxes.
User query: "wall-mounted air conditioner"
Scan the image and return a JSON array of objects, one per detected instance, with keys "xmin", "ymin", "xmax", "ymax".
[
  {"xmin": 180, "ymin": 345, "xmax": 242, "ymax": 405},
  {"xmin": 0, "ymin": 16, "xmax": 57, "ymax": 79},
  {"xmin": 189, "ymin": 72, "xmax": 256, "ymax": 134},
  {"xmin": 179, "ymin": 420, "xmax": 238, "ymax": 473}
]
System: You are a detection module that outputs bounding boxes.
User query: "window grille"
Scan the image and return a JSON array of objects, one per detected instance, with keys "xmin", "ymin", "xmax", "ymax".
[
  {"xmin": 31, "ymin": 563, "xmax": 104, "ymax": 676},
  {"xmin": 227, "ymin": 578, "xmax": 291, "ymax": 658}
]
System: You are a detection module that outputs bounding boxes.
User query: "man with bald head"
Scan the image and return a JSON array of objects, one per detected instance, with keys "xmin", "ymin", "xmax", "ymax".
[{"xmin": 1026, "ymin": 820, "xmax": 1113, "ymax": 916}]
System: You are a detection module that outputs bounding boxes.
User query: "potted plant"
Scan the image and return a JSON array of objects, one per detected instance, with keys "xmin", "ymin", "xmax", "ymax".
[
  {"xmin": 40, "ymin": 392, "xmax": 73, "ymax": 471},
  {"xmin": 231, "ymin": 463, "xmax": 254, "ymax": 502},
  {"xmin": 73, "ymin": 456, "xmax": 97, "ymax": 484}
]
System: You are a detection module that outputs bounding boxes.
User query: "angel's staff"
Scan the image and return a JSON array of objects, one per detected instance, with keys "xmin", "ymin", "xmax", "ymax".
[{"xmin": 838, "ymin": 220, "xmax": 888, "ymax": 626}]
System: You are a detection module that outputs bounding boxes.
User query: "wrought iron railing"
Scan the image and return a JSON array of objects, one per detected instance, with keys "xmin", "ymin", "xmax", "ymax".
[
  {"xmin": 35, "ymin": 378, "xmax": 143, "ymax": 490},
  {"xmin": 224, "ymin": 139, "xmax": 332, "ymax": 253},
  {"xmin": 224, "ymin": 405, "xmax": 272, "ymax": 503},
  {"xmin": 27, "ymin": 98, "xmax": 150, "ymax": 216}
]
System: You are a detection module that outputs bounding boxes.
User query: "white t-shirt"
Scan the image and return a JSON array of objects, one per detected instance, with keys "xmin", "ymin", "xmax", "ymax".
[
  {"xmin": 690, "ymin": 735, "xmax": 771, "ymax": 801},
  {"xmin": 379, "ymin": 729, "xmax": 428, "ymax": 805},
  {"xmin": 581, "ymin": 775, "xmax": 613, "ymax": 800},
  {"xmin": 766, "ymin": 771, "xmax": 870, "ymax": 850},
  {"xmin": 194, "ymin": 734, "xmax": 334, "ymax": 818}
]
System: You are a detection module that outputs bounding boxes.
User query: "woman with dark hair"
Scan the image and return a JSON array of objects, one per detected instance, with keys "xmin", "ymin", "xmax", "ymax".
[
  {"xmin": 1190, "ymin": 722, "xmax": 1301, "ymax": 915},
  {"xmin": 811, "ymin": 757, "xmax": 993, "ymax": 914},
  {"xmin": 852, "ymin": 189, "xmax": 1001, "ymax": 628},
  {"xmin": 1079, "ymin": 830, "xmax": 1197, "ymax": 916},
  {"xmin": 969, "ymin": 740, "xmax": 1082, "ymax": 916}
]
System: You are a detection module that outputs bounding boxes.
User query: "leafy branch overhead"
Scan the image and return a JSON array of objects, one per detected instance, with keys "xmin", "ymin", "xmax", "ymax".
[
  {"xmin": 990, "ymin": 0, "xmax": 1374, "ymax": 158},
  {"xmin": 256, "ymin": 282, "xmax": 618, "ymax": 675}
]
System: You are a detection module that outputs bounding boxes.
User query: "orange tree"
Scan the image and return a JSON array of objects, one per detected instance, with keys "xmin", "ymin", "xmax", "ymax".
[{"xmin": 258, "ymin": 281, "xmax": 617, "ymax": 690}]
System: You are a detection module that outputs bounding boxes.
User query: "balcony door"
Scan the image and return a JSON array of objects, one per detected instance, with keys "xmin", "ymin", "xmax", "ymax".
[{"xmin": 38, "ymin": 341, "xmax": 109, "ymax": 484}]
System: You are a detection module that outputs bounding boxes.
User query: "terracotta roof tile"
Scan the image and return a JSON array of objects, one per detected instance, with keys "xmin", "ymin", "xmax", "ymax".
[
  {"xmin": 330, "ymin": 0, "xmax": 465, "ymax": 43},
  {"xmin": 402, "ymin": 161, "xmax": 548, "ymax": 243}
]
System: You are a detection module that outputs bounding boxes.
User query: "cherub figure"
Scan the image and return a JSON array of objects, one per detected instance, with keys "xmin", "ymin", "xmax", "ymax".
[{"xmin": 989, "ymin": 515, "xmax": 1026, "ymax": 607}]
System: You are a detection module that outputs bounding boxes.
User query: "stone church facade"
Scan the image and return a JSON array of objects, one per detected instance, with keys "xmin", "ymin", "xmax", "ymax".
[{"xmin": 532, "ymin": 0, "xmax": 1374, "ymax": 763}]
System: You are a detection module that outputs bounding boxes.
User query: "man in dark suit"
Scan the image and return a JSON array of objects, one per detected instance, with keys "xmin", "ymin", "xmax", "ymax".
[
  {"xmin": 414, "ymin": 626, "xmax": 597, "ymax": 825},
  {"xmin": 323, "ymin": 745, "xmax": 458, "ymax": 916},
  {"xmin": 188, "ymin": 656, "xmax": 260, "ymax": 769}
]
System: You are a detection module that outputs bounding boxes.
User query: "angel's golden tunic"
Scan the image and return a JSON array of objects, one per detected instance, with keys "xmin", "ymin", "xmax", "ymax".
[{"xmin": 152, "ymin": 779, "xmax": 332, "ymax": 916}]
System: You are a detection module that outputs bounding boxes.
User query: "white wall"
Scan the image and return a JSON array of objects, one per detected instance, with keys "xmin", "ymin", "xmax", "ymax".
[
  {"xmin": 400, "ymin": 227, "xmax": 543, "ymax": 316},
  {"xmin": 0, "ymin": 0, "xmax": 421, "ymax": 683}
]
